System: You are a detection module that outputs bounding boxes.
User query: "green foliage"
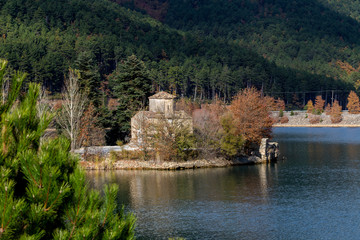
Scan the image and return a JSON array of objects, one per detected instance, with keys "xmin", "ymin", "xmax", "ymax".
[
  {"xmin": 290, "ymin": 110, "xmax": 295, "ymax": 116},
  {"xmin": 108, "ymin": 55, "xmax": 152, "ymax": 142},
  {"xmin": 219, "ymin": 113, "xmax": 245, "ymax": 158},
  {"xmin": 162, "ymin": 0, "xmax": 360, "ymax": 86},
  {"xmin": 175, "ymin": 127, "xmax": 196, "ymax": 161},
  {"xmin": 0, "ymin": 60, "xmax": 135, "ymax": 239},
  {"xmin": 0, "ymin": 0, "xmax": 354, "ymax": 108},
  {"xmin": 278, "ymin": 109, "xmax": 284, "ymax": 118},
  {"xmin": 75, "ymin": 51, "xmax": 101, "ymax": 108}
]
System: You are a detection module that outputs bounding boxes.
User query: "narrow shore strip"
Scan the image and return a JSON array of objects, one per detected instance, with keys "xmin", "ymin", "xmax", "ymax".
[
  {"xmin": 80, "ymin": 156, "xmax": 267, "ymax": 170},
  {"xmin": 274, "ymin": 124, "xmax": 360, "ymax": 128}
]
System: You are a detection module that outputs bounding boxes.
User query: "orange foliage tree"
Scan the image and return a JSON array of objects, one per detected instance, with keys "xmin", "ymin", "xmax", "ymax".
[
  {"xmin": 314, "ymin": 95, "xmax": 325, "ymax": 114},
  {"xmin": 275, "ymin": 98, "xmax": 285, "ymax": 111},
  {"xmin": 330, "ymin": 100, "xmax": 343, "ymax": 123},
  {"xmin": 228, "ymin": 88, "xmax": 274, "ymax": 147},
  {"xmin": 346, "ymin": 90, "xmax": 360, "ymax": 114},
  {"xmin": 325, "ymin": 103, "xmax": 331, "ymax": 115},
  {"xmin": 306, "ymin": 100, "xmax": 314, "ymax": 113}
]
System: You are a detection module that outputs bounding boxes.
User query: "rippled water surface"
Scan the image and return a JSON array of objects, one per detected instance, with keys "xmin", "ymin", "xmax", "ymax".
[{"xmin": 87, "ymin": 128, "xmax": 360, "ymax": 239}]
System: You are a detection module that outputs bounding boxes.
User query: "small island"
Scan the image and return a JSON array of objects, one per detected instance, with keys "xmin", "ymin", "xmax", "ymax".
[{"xmin": 76, "ymin": 90, "xmax": 280, "ymax": 170}]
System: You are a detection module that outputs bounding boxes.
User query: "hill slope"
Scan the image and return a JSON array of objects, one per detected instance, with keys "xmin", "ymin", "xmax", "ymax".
[
  {"xmin": 0, "ymin": 0, "xmax": 353, "ymax": 105},
  {"xmin": 115, "ymin": 0, "xmax": 360, "ymax": 91}
]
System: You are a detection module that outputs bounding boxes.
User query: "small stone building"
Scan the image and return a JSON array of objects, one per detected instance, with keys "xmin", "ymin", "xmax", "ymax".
[{"xmin": 131, "ymin": 92, "xmax": 193, "ymax": 143}]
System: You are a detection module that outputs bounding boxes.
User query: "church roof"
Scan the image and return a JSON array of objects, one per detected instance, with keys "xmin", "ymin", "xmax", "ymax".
[{"xmin": 149, "ymin": 91, "xmax": 176, "ymax": 99}]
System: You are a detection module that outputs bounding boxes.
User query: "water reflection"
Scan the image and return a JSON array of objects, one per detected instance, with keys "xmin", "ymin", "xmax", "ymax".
[
  {"xmin": 87, "ymin": 128, "xmax": 360, "ymax": 239},
  {"xmin": 87, "ymin": 164, "xmax": 281, "ymax": 239},
  {"xmin": 88, "ymin": 164, "xmax": 279, "ymax": 205}
]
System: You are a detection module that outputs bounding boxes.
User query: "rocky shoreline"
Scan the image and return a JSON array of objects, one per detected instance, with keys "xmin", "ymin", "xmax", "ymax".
[
  {"xmin": 79, "ymin": 155, "xmax": 271, "ymax": 170},
  {"xmin": 272, "ymin": 111, "xmax": 360, "ymax": 127},
  {"xmin": 78, "ymin": 138, "xmax": 279, "ymax": 170}
]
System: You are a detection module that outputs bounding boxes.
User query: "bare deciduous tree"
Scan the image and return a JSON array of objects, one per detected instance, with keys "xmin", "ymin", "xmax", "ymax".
[
  {"xmin": 37, "ymin": 86, "xmax": 54, "ymax": 141},
  {"xmin": 57, "ymin": 69, "xmax": 87, "ymax": 151}
]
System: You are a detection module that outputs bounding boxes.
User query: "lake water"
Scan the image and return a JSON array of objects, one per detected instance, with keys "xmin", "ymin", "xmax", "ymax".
[{"xmin": 87, "ymin": 128, "xmax": 360, "ymax": 239}]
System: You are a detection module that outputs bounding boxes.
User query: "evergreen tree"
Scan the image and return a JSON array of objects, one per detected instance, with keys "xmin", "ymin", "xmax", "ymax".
[
  {"xmin": 108, "ymin": 55, "xmax": 152, "ymax": 143},
  {"xmin": 0, "ymin": 59, "xmax": 135, "ymax": 239},
  {"xmin": 75, "ymin": 52, "xmax": 101, "ymax": 108}
]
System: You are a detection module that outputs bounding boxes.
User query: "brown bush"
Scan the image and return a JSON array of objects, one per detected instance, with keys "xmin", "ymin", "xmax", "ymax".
[
  {"xmin": 325, "ymin": 103, "xmax": 331, "ymax": 115},
  {"xmin": 110, "ymin": 150, "xmax": 145, "ymax": 160},
  {"xmin": 78, "ymin": 103, "xmax": 106, "ymax": 147},
  {"xmin": 347, "ymin": 91, "xmax": 360, "ymax": 114},
  {"xmin": 280, "ymin": 115, "xmax": 289, "ymax": 124},
  {"xmin": 309, "ymin": 115, "xmax": 321, "ymax": 124},
  {"xmin": 275, "ymin": 98, "xmax": 286, "ymax": 111},
  {"xmin": 331, "ymin": 100, "xmax": 343, "ymax": 123},
  {"xmin": 314, "ymin": 95, "xmax": 325, "ymax": 114},
  {"xmin": 330, "ymin": 115, "xmax": 343, "ymax": 124},
  {"xmin": 192, "ymin": 101, "xmax": 226, "ymax": 158},
  {"xmin": 176, "ymin": 97, "xmax": 200, "ymax": 115},
  {"xmin": 306, "ymin": 100, "xmax": 314, "ymax": 113}
]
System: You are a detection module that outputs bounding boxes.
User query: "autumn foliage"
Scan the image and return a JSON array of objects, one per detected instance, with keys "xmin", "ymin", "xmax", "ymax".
[
  {"xmin": 346, "ymin": 91, "xmax": 360, "ymax": 114},
  {"xmin": 306, "ymin": 100, "xmax": 314, "ymax": 113},
  {"xmin": 325, "ymin": 103, "xmax": 331, "ymax": 115},
  {"xmin": 78, "ymin": 103, "xmax": 105, "ymax": 148},
  {"xmin": 192, "ymin": 100, "xmax": 226, "ymax": 157},
  {"xmin": 275, "ymin": 98, "xmax": 285, "ymax": 111},
  {"xmin": 309, "ymin": 115, "xmax": 321, "ymax": 124},
  {"xmin": 280, "ymin": 115, "xmax": 289, "ymax": 124},
  {"xmin": 330, "ymin": 100, "xmax": 343, "ymax": 123},
  {"xmin": 228, "ymin": 88, "xmax": 273, "ymax": 146},
  {"xmin": 314, "ymin": 95, "xmax": 325, "ymax": 114}
]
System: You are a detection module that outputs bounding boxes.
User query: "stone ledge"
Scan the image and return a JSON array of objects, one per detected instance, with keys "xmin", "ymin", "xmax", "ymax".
[{"xmin": 80, "ymin": 156, "xmax": 268, "ymax": 171}]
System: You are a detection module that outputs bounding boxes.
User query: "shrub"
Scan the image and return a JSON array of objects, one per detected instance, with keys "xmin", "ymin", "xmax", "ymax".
[
  {"xmin": 309, "ymin": 115, "xmax": 321, "ymax": 124},
  {"xmin": 192, "ymin": 101, "xmax": 225, "ymax": 158},
  {"xmin": 290, "ymin": 110, "xmax": 294, "ymax": 116},
  {"xmin": 306, "ymin": 100, "xmax": 314, "ymax": 113},
  {"xmin": 314, "ymin": 95, "xmax": 325, "ymax": 114},
  {"xmin": 331, "ymin": 100, "xmax": 343, "ymax": 123},
  {"xmin": 220, "ymin": 113, "xmax": 245, "ymax": 158},
  {"xmin": 325, "ymin": 103, "xmax": 331, "ymax": 115},
  {"xmin": 275, "ymin": 98, "xmax": 285, "ymax": 111},
  {"xmin": 278, "ymin": 109, "xmax": 284, "ymax": 117},
  {"xmin": 110, "ymin": 150, "xmax": 145, "ymax": 160},
  {"xmin": 280, "ymin": 115, "xmax": 289, "ymax": 124}
]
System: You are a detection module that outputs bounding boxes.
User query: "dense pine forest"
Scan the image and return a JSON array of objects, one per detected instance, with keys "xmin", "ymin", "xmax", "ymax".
[
  {"xmin": 1, "ymin": 0, "xmax": 360, "ymax": 142},
  {"xmin": 0, "ymin": 0, "xmax": 355, "ymax": 104}
]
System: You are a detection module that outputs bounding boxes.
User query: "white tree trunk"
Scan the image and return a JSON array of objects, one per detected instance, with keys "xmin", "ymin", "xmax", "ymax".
[{"xmin": 56, "ymin": 69, "xmax": 87, "ymax": 151}]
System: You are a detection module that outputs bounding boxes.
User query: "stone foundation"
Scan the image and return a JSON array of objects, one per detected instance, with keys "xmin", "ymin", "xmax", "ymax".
[{"xmin": 259, "ymin": 138, "xmax": 280, "ymax": 162}]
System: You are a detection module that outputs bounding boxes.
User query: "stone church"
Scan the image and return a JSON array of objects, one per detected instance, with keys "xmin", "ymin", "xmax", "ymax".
[{"xmin": 131, "ymin": 92, "xmax": 193, "ymax": 143}]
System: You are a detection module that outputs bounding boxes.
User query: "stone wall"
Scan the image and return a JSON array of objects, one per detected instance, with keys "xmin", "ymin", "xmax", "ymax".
[
  {"xmin": 149, "ymin": 98, "xmax": 174, "ymax": 116},
  {"xmin": 259, "ymin": 138, "xmax": 280, "ymax": 162}
]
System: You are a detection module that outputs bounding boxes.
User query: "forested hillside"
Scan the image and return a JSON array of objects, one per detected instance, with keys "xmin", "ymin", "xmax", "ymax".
[
  {"xmin": 115, "ymin": 0, "xmax": 360, "ymax": 99},
  {"xmin": 160, "ymin": 0, "xmax": 360, "ymax": 84},
  {"xmin": 0, "ymin": 0, "xmax": 352, "ymax": 106},
  {"xmin": 319, "ymin": 0, "xmax": 360, "ymax": 22}
]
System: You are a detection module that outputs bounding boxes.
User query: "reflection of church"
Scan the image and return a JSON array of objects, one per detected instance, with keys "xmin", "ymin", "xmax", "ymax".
[{"xmin": 130, "ymin": 91, "xmax": 193, "ymax": 143}]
